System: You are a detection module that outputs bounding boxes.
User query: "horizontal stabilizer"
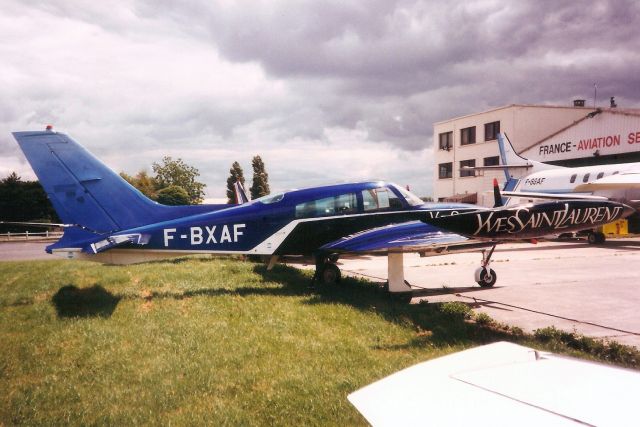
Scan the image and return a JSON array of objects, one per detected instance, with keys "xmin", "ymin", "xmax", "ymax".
[
  {"xmin": 87, "ymin": 233, "xmax": 150, "ymax": 254},
  {"xmin": 462, "ymin": 165, "xmax": 532, "ymax": 171}
]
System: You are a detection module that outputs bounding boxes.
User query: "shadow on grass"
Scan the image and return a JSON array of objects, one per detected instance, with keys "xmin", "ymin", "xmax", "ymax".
[
  {"xmin": 51, "ymin": 285, "xmax": 121, "ymax": 318},
  {"xmin": 252, "ymin": 263, "xmax": 511, "ymax": 348}
]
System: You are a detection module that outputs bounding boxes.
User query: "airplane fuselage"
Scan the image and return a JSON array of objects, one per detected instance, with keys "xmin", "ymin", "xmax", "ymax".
[
  {"xmin": 510, "ymin": 163, "xmax": 640, "ymax": 209},
  {"xmin": 69, "ymin": 182, "xmax": 475, "ymax": 262}
]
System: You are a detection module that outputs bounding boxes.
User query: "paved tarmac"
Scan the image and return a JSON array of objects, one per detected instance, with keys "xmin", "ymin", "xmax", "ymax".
[
  {"xmin": 334, "ymin": 238, "xmax": 640, "ymax": 348},
  {"xmin": 0, "ymin": 241, "xmax": 55, "ymax": 261},
  {"xmin": 3, "ymin": 239, "xmax": 640, "ymax": 347}
]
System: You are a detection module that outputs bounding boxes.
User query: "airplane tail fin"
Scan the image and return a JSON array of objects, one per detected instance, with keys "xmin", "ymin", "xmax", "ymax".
[
  {"xmin": 12, "ymin": 129, "xmax": 212, "ymax": 235},
  {"xmin": 492, "ymin": 178, "xmax": 504, "ymax": 208},
  {"xmin": 233, "ymin": 181, "xmax": 250, "ymax": 204},
  {"xmin": 497, "ymin": 133, "xmax": 561, "ymax": 176}
]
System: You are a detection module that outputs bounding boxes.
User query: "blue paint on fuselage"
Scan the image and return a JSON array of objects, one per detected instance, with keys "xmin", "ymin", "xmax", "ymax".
[{"xmin": 107, "ymin": 181, "xmax": 477, "ymax": 253}]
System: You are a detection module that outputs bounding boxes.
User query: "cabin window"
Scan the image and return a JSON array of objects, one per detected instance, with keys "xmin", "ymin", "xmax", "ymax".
[
  {"xmin": 613, "ymin": 171, "xmax": 619, "ymax": 175},
  {"xmin": 484, "ymin": 121, "xmax": 500, "ymax": 141},
  {"xmin": 597, "ymin": 172, "xmax": 604, "ymax": 179},
  {"xmin": 460, "ymin": 127, "xmax": 476, "ymax": 145},
  {"xmin": 295, "ymin": 193, "xmax": 357, "ymax": 218},
  {"xmin": 439, "ymin": 132, "xmax": 453, "ymax": 150},
  {"xmin": 570, "ymin": 174, "xmax": 577, "ymax": 183},
  {"xmin": 438, "ymin": 162, "xmax": 453, "ymax": 179},
  {"xmin": 362, "ymin": 188, "xmax": 402, "ymax": 211},
  {"xmin": 459, "ymin": 159, "xmax": 476, "ymax": 177},
  {"xmin": 583, "ymin": 173, "xmax": 590, "ymax": 183}
]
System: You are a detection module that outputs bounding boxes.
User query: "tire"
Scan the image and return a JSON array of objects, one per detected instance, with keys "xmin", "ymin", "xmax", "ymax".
[
  {"xmin": 321, "ymin": 263, "xmax": 341, "ymax": 284},
  {"xmin": 477, "ymin": 268, "xmax": 497, "ymax": 288},
  {"xmin": 587, "ymin": 231, "xmax": 606, "ymax": 245}
]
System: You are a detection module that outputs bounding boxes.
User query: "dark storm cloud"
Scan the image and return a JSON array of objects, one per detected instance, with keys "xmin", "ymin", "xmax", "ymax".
[
  {"xmin": 136, "ymin": 0, "xmax": 640, "ymax": 150},
  {"xmin": 2, "ymin": 0, "xmax": 639, "ymax": 197}
]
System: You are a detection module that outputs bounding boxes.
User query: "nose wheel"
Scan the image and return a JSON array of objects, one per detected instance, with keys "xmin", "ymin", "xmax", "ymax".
[
  {"xmin": 475, "ymin": 267, "xmax": 497, "ymax": 287},
  {"xmin": 476, "ymin": 245, "xmax": 497, "ymax": 288}
]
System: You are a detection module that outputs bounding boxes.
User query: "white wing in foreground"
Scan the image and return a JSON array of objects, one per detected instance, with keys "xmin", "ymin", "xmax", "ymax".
[{"xmin": 348, "ymin": 341, "xmax": 640, "ymax": 426}]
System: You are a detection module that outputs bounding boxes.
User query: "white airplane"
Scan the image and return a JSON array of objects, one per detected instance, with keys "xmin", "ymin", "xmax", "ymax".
[{"xmin": 496, "ymin": 133, "xmax": 640, "ymax": 243}]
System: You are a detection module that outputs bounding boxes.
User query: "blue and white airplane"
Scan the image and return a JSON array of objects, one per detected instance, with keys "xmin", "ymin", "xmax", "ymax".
[{"xmin": 10, "ymin": 128, "xmax": 634, "ymax": 295}]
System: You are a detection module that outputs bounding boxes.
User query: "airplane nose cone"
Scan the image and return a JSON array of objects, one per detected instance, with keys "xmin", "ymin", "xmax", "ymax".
[{"xmin": 623, "ymin": 204, "xmax": 636, "ymax": 218}]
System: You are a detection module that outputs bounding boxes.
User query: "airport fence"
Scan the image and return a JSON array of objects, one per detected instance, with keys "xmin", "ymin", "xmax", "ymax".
[{"xmin": 0, "ymin": 231, "xmax": 63, "ymax": 242}]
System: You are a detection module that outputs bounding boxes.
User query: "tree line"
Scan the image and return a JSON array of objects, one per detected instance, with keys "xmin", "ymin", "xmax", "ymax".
[
  {"xmin": 0, "ymin": 155, "xmax": 270, "ymax": 230},
  {"xmin": 0, "ymin": 172, "xmax": 59, "ymax": 232},
  {"xmin": 123, "ymin": 155, "xmax": 270, "ymax": 205}
]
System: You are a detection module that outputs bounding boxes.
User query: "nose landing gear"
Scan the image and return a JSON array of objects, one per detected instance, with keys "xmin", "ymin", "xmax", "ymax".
[{"xmin": 475, "ymin": 245, "xmax": 498, "ymax": 288}]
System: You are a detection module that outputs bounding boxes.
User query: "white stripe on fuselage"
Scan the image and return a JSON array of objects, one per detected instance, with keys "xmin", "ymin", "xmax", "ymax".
[{"xmin": 249, "ymin": 208, "xmax": 465, "ymax": 255}]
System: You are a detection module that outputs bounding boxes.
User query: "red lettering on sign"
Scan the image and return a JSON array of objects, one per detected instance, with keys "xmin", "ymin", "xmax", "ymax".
[{"xmin": 628, "ymin": 132, "xmax": 640, "ymax": 144}]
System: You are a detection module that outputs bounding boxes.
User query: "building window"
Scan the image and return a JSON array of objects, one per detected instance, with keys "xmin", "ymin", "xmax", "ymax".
[
  {"xmin": 484, "ymin": 121, "xmax": 500, "ymax": 141},
  {"xmin": 438, "ymin": 162, "xmax": 453, "ymax": 179},
  {"xmin": 438, "ymin": 131, "xmax": 453, "ymax": 150},
  {"xmin": 483, "ymin": 156, "xmax": 500, "ymax": 166},
  {"xmin": 460, "ymin": 127, "xmax": 476, "ymax": 145},
  {"xmin": 460, "ymin": 159, "xmax": 476, "ymax": 177}
]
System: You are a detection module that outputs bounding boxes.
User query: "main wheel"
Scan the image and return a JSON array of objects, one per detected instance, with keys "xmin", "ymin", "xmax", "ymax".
[
  {"xmin": 477, "ymin": 268, "xmax": 497, "ymax": 288},
  {"xmin": 321, "ymin": 263, "xmax": 341, "ymax": 284},
  {"xmin": 587, "ymin": 231, "xmax": 606, "ymax": 245}
]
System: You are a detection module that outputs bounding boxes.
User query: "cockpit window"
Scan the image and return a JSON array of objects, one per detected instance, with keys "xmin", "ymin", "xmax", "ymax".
[
  {"xmin": 362, "ymin": 187, "xmax": 403, "ymax": 211},
  {"xmin": 393, "ymin": 185, "xmax": 424, "ymax": 206},
  {"xmin": 255, "ymin": 193, "xmax": 284, "ymax": 204},
  {"xmin": 295, "ymin": 193, "xmax": 357, "ymax": 218}
]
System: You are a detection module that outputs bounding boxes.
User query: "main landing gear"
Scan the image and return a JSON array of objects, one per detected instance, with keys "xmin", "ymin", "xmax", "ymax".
[
  {"xmin": 312, "ymin": 253, "xmax": 341, "ymax": 285},
  {"xmin": 587, "ymin": 231, "xmax": 606, "ymax": 245},
  {"xmin": 475, "ymin": 245, "xmax": 497, "ymax": 288}
]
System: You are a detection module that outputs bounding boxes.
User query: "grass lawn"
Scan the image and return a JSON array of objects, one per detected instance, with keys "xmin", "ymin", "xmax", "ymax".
[{"xmin": 1, "ymin": 257, "xmax": 639, "ymax": 425}]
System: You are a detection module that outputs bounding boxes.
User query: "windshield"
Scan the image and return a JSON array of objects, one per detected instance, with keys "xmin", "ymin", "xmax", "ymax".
[
  {"xmin": 393, "ymin": 185, "xmax": 424, "ymax": 206},
  {"xmin": 253, "ymin": 192, "xmax": 284, "ymax": 204}
]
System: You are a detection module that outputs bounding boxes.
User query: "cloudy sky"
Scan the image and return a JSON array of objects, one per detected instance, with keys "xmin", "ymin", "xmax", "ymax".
[{"xmin": 1, "ymin": 0, "xmax": 639, "ymax": 199}]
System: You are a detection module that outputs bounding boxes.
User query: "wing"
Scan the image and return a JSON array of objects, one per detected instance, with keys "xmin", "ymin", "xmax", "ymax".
[
  {"xmin": 421, "ymin": 200, "xmax": 633, "ymax": 240},
  {"xmin": 349, "ymin": 341, "xmax": 640, "ymax": 426},
  {"xmin": 319, "ymin": 221, "xmax": 494, "ymax": 255},
  {"xmin": 501, "ymin": 190, "xmax": 607, "ymax": 201}
]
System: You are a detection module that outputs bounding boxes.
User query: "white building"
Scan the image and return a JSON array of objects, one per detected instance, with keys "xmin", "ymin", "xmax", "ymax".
[{"xmin": 433, "ymin": 102, "xmax": 640, "ymax": 206}]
